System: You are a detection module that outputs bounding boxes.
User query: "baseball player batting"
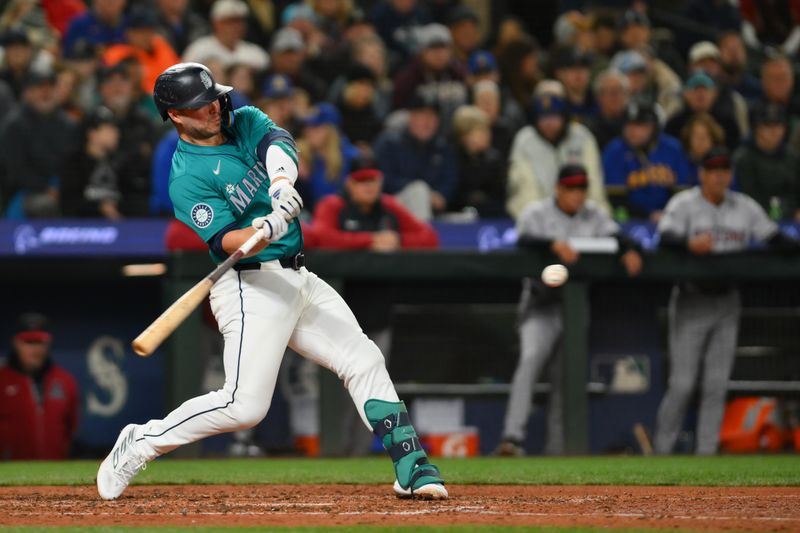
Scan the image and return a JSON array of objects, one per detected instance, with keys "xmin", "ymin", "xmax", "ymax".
[{"xmin": 96, "ymin": 63, "xmax": 446, "ymax": 500}]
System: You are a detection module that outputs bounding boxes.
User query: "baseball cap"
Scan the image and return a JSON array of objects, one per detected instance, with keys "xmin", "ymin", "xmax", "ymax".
[
  {"xmin": 65, "ymin": 38, "xmax": 96, "ymax": 60},
  {"xmin": 446, "ymin": 5, "xmax": 479, "ymax": 26},
  {"xmin": 15, "ymin": 312, "xmax": 51, "ymax": 343},
  {"xmin": 685, "ymin": 70, "xmax": 715, "ymax": 90},
  {"xmin": 304, "ymin": 103, "xmax": 341, "ymax": 127},
  {"xmin": 689, "ymin": 41, "xmax": 721, "ymax": 64},
  {"xmin": 0, "ymin": 27, "xmax": 30, "ymax": 47},
  {"xmin": 609, "ymin": 50, "xmax": 647, "ymax": 74},
  {"xmin": 211, "ymin": 0, "xmax": 248, "ymax": 21},
  {"xmin": 22, "ymin": 69, "xmax": 57, "ymax": 88},
  {"xmin": 96, "ymin": 62, "xmax": 129, "ymax": 84},
  {"xmin": 346, "ymin": 63, "xmax": 376, "ymax": 83},
  {"xmin": 348, "ymin": 153, "xmax": 382, "ymax": 182},
  {"xmin": 701, "ymin": 145, "xmax": 731, "ymax": 170},
  {"xmin": 752, "ymin": 103, "xmax": 787, "ymax": 126},
  {"xmin": 281, "ymin": 2, "xmax": 317, "ymax": 25},
  {"xmin": 83, "ymin": 105, "xmax": 117, "ymax": 129},
  {"xmin": 418, "ymin": 23, "xmax": 452, "ymax": 50},
  {"xmin": 407, "ymin": 91, "xmax": 439, "ymax": 112},
  {"xmin": 467, "ymin": 50, "xmax": 497, "ymax": 75},
  {"xmin": 531, "ymin": 92, "xmax": 567, "ymax": 118},
  {"xmin": 557, "ymin": 164, "xmax": 589, "ymax": 188},
  {"xmin": 261, "ymin": 74, "xmax": 294, "ymax": 99},
  {"xmin": 618, "ymin": 9, "xmax": 650, "ymax": 29},
  {"xmin": 623, "ymin": 101, "xmax": 658, "ymax": 124},
  {"xmin": 271, "ymin": 27, "xmax": 305, "ymax": 53}
]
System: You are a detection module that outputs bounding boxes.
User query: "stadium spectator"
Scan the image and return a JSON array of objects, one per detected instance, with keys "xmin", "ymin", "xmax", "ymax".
[
  {"xmin": 467, "ymin": 50, "xmax": 524, "ymax": 134},
  {"xmin": 451, "ymin": 105, "xmax": 507, "ymax": 218},
  {"xmin": 495, "ymin": 164, "xmax": 642, "ymax": 457},
  {"xmin": 373, "ymin": 91, "xmax": 457, "ymax": 220},
  {"xmin": 759, "ymin": 54, "xmax": 800, "ymax": 151},
  {"xmin": 0, "ymin": 28, "xmax": 40, "ymax": 98},
  {"xmin": 226, "ymin": 63, "xmax": 256, "ymax": 108},
  {"xmin": 337, "ymin": 64, "xmax": 382, "ymax": 152},
  {"xmin": 327, "ymin": 34, "xmax": 392, "ymax": 119},
  {"xmin": 103, "ymin": 7, "xmax": 180, "ymax": 93},
  {"xmin": 507, "ymin": 89, "xmax": 608, "ymax": 219},
  {"xmin": 182, "ymin": 0, "xmax": 269, "ymax": 71},
  {"xmin": 38, "ymin": 0, "xmax": 87, "ymax": 39},
  {"xmin": 257, "ymin": 73, "xmax": 300, "ymax": 135},
  {"xmin": 680, "ymin": 113, "xmax": 726, "ymax": 186},
  {"xmin": 392, "ymin": 22, "xmax": 467, "ymax": 126},
  {"xmin": 551, "ymin": 10, "xmax": 595, "ymax": 54},
  {"xmin": 0, "ymin": 70, "xmax": 77, "ymax": 218},
  {"xmin": 369, "ymin": 0, "xmax": 431, "ymax": 71},
  {"xmin": 590, "ymin": 10, "xmax": 618, "ymax": 68},
  {"xmin": 60, "ymin": 106, "xmax": 121, "ymax": 219},
  {"xmin": 603, "ymin": 101, "xmax": 690, "ymax": 222},
  {"xmin": 472, "ymin": 79, "xmax": 516, "ymax": 160},
  {"xmin": 312, "ymin": 153, "xmax": 439, "ymax": 250},
  {"xmin": 97, "ymin": 63, "xmax": 159, "ymax": 216},
  {"xmin": 586, "ymin": 69, "xmax": 630, "ymax": 149},
  {"xmin": 734, "ymin": 103, "xmax": 800, "ymax": 221},
  {"xmin": 717, "ymin": 31, "xmax": 761, "ymax": 103},
  {"xmin": 617, "ymin": 9, "xmax": 684, "ymax": 76},
  {"xmin": 666, "ymin": 71, "xmax": 743, "ymax": 150},
  {"xmin": 446, "ymin": 4, "xmax": 481, "ymax": 68},
  {"xmin": 496, "ymin": 36, "xmax": 541, "ymax": 114},
  {"xmin": 266, "ymin": 27, "xmax": 326, "ymax": 101},
  {"xmin": 296, "ymin": 103, "xmax": 359, "ymax": 210},
  {"xmin": 153, "ymin": 0, "xmax": 209, "ymax": 56},
  {"xmin": 0, "ymin": 313, "xmax": 79, "ymax": 460},
  {"xmin": 552, "ymin": 47, "xmax": 597, "ymax": 124},
  {"xmin": 63, "ymin": 0, "xmax": 127, "ymax": 55},
  {"xmin": 609, "ymin": 48, "xmax": 682, "ymax": 119},
  {"xmin": 149, "ymin": 129, "xmax": 178, "ymax": 215},
  {"xmin": 685, "ymin": 41, "xmax": 749, "ymax": 143},
  {"xmin": 740, "ymin": 0, "xmax": 800, "ymax": 53},
  {"xmin": 654, "ymin": 146, "xmax": 799, "ymax": 455},
  {"xmin": 61, "ymin": 39, "xmax": 100, "ymax": 114},
  {"xmin": 305, "ymin": 5, "xmax": 376, "ymax": 86}
]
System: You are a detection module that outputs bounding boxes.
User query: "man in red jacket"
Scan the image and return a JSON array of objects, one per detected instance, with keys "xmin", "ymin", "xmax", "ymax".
[
  {"xmin": 313, "ymin": 154, "xmax": 439, "ymax": 250},
  {"xmin": 0, "ymin": 313, "xmax": 79, "ymax": 460}
]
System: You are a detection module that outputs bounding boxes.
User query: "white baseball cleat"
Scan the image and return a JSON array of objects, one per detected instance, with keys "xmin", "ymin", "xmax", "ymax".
[
  {"xmin": 393, "ymin": 479, "xmax": 449, "ymax": 500},
  {"xmin": 96, "ymin": 424, "xmax": 149, "ymax": 500}
]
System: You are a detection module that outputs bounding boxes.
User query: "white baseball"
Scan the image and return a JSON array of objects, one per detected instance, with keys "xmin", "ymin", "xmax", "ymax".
[{"xmin": 541, "ymin": 264, "xmax": 568, "ymax": 287}]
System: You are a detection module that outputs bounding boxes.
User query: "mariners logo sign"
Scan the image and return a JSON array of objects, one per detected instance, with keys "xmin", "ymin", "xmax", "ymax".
[{"xmin": 191, "ymin": 203, "xmax": 214, "ymax": 228}]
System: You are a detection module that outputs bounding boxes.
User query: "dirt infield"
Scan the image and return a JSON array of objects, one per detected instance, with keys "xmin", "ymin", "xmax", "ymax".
[{"xmin": 1, "ymin": 484, "xmax": 799, "ymax": 530}]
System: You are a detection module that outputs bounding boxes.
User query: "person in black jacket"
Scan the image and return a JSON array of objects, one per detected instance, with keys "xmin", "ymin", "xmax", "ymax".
[
  {"xmin": 337, "ymin": 64, "xmax": 383, "ymax": 152},
  {"xmin": 60, "ymin": 107, "xmax": 122, "ymax": 219},
  {"xmin": 97, "ymin": 63, "xmax": 160, "ymax": 216},
  {"xmin": 451, "ymin": 105, "xmax": 507, "ymax": 217}
]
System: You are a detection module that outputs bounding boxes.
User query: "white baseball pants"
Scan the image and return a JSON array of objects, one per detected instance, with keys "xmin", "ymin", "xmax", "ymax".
[{"xmin": 137, "ymin": 262, "xmax": 399, "ymax": 459}]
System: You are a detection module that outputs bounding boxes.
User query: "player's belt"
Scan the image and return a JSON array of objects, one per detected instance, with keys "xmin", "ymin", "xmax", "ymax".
[{"xmin": 233, "ymin": 252, "xmax": 305, "ymax": 272}]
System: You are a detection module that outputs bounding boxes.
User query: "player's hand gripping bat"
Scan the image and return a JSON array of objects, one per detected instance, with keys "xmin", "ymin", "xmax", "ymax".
[{"xmin": 131, "ymin": 227, "xmax": 266, "ymax": 356}]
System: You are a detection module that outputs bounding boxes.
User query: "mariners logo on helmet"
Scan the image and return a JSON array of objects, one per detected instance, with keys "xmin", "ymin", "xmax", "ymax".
[
  {"xmin": 191, "ymin": 203, "xmax": 214, "ymax": 228},
  {"xmin": 200, "ymin": 70, "xmax": 212, "ymax": 89}
]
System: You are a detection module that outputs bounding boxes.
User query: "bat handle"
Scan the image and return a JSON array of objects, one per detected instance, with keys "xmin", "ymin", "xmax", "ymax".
[{"xmin": 239, "ymin": 227, "xmax": 267, "ymax": 256}]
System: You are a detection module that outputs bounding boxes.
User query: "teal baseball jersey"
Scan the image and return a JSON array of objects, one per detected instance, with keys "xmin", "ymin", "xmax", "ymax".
[{"xmin": 169, "ymin": 106, "xmax": 302, "ymax": 264}]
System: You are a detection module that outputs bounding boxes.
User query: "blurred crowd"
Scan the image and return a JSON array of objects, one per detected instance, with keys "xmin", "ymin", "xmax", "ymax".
[{"xmin": 0, "ymin": 0, "xmax": 798, "ymax": 225}]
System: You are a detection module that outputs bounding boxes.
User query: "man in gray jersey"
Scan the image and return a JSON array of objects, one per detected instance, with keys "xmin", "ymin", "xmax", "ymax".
[
  {"xmin": 654, "ymin": 146, "xmax": 798, "ymax": 455},
  {"xmin": 495, "ymin": 164, "xmax": 643, "ymax": 456}
]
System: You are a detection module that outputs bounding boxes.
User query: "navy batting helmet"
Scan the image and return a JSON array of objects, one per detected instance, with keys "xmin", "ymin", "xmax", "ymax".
[{"xmin": 153, "ymin": 62, "xmax": 234, "ymax": 126}]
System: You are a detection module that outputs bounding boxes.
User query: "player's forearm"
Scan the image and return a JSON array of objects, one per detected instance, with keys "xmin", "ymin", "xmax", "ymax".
[{"xmin": 221, "ymin": 227, "xmax": 269, "ymax": 257}]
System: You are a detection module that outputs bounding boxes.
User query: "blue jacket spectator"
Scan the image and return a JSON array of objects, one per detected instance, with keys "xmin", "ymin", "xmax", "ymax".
[
  {"xmin": 603, "ymin": 102, "xmax": 691, "ymax": 220},
  {"xmin": 63, "ymin": 0, "xmax": 127, "ymax": 56},
  {"xmin": 296, "ymin": 104, "xmax": 360, "ymax": 209},
  {"xmin": 373, "ymin": 93, "xmax": 458, "ymax": 219}
]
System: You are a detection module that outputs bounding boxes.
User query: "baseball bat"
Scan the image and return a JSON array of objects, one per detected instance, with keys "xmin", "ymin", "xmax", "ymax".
[{"xmin": 131, "ymin": 228, "xmax": 266, "ymax": 357}]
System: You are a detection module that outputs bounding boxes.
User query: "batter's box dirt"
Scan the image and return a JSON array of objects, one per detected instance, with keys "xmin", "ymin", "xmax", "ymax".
[{"xmin": 1, "ymin": 485, "xmax": 799, "ymax": 531}]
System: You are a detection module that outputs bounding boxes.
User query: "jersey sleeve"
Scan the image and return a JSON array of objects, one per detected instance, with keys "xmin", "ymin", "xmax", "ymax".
[
  {"xmin": 516, "ymin": 204, "xmax": 545, "ymax": 238},
  {"xmin": 657, "ymin": 194, "xmax": 688, "ymax": 237},
  {"xmin": 230, "ymin": 106, "xmax": 275, "ymax": 151},
  {"xmin": 593, "ymin": 209, "xmax": 621, "ymax": 237},
  {"xmin": 169, "ymin": 173, "xmax": 237, "ymax": 242},
  {"xmin": 744, "ymin": 194, "xmax": 779, "ymax": 242}
]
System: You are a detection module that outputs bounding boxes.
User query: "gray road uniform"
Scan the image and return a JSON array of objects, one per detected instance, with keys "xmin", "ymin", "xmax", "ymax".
[
  {"xmin": 502, "ymin": 198, "xmax": 623, "ymax": 453},
  {"xmin": 653, "ymin": 187, "xmax": 780, "ymax": 454}
]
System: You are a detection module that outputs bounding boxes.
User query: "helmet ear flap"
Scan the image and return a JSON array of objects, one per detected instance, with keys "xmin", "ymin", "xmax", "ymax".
[{"xmin": 219, "ymin": 93, "xmax": 234, "ymax": 127}]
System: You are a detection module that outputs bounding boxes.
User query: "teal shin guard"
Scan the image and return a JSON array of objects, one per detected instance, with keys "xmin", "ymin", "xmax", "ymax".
[{"xmin": 364, "ymin": 399, "xmax": 445, "ymax": 491}]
